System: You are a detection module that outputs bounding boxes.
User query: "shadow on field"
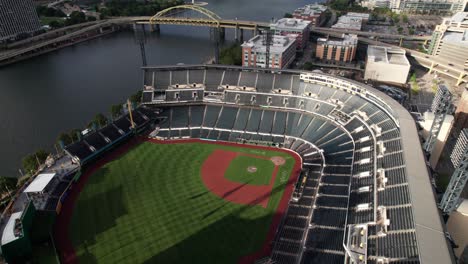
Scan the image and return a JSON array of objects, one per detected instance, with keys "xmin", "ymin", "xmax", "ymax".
[
  {"xmin": 72, "ymin": 184, "xmax": 128, "ymax": 251},
  {"xmin": 220, "ymin": 179, "xmax": 253, "ymax": 199},
  {"xmin": 189, "ymin": 190, "xmax": 210, "ymax": 200},
  {"xmin": 142, "ymin": 212, "xmax": 276, "ymax": 264},
  {"xmin": 202, "ymin": 200, "xmax": 230, "ymax": 219},
  {"xmin": 142, "ymin": 181, "xmax": 294, "ymax": 264},
  {"xmin": 85, "ymin": 167, "xmax": 110, "ymax": 185},
  {"xmin": 76, "ymin": 244, "xmax": 98, "ymax": 264}
]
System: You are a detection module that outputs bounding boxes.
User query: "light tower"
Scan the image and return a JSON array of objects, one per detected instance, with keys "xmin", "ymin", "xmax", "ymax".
[
  {"xmin": 260, "ymin": 29, "xmax": 273, "ymax": 68},
  {"xmin": 440, "ymin": 129, "xmax": 468, "ymax": 214},
  {"xmin": 423, "ymin": 85, "xmax": 453, "ymax": 153}
]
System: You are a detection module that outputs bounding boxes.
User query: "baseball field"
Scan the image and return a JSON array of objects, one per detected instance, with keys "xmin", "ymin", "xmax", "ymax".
[{"xmin": 55, "ymin": 138, "xmax": 301, "ymax": 264}]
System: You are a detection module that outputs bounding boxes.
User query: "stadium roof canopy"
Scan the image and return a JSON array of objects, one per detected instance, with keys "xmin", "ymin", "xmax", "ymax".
[{"xmin": 24, "ymin": 173, "xmax": 56, "ymax": 193}]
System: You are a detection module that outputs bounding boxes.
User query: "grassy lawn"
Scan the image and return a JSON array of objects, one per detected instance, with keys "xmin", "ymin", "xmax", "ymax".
[
  {"xmin": 224, "ymin": 155, "xmax": 275, "ymax": 186},
  {"xmin": 69, "ymin": 142, "xmax": 296, "ymax": 263}
]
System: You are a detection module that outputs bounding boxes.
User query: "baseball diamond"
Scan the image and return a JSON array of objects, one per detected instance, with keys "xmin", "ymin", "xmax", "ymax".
[{"xmin": 54, "ymin": 138, "xmax": 301, "ymax": 264}]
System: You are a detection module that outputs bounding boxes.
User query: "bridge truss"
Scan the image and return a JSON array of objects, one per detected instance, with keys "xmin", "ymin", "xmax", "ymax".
[{"xmin": 149, "ymin": 5, "xmax": 222, "ymax": 28}]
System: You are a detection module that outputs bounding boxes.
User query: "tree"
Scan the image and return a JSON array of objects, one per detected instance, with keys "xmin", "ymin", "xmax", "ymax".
[
  {"xmin": 22, "ymin": 155, "xmax": 37, "ymax": 175},
  {"xmin": 0, "ymin": 177, "xmax": 17, "ymax": 195},
  {"xmin": 35, "ymin": 149, "xmax": 49, "ymax": 164},
  {"xmin": 392, "ymin": 13, "xmax": 400, "ymax": 24},
  {"xmin": 284, "ymin": 13, "xmax": 293, "ymax": 18},
  {"xmin": 87, "ymin": 16, "xmax": 97, "ymax": 22},
  {"xmin": 69, "ymin": 129, "xmax": 81, "ymax": 142},
  {"xmin": 22, "ymin": 149, "xmax": 50, "ymax": 174},
  {"xmin": 56, "ymin": 132, "xmax": 72, "ymax": 145},
  {"xmin": 303, "ymin": 62, "xmax": 314, "ymax": 71},
  {"xmin": 402, "ymin": 13, "xmax": 409, "ymax": 23},
  {"xmin": 219, "ymin": 44, "xmax": 242, "ymax": 66},
  {"xmin": 66, "ymin": 11, "xmax": 86, "ymax": 26},
  {"xmin": 94, "ymin": 113, "xmax": 108, "ymax": 127},
  {"xmin": 49, "ymin": 20, "xmax": 63, "ymax": 29},
  {"xmin": 111, "ymin": 104, "xmax": 123, "ymax": 119},
  {"xmin": 130, "ymin": 91, "xmax": 143, "ymax": 104}
]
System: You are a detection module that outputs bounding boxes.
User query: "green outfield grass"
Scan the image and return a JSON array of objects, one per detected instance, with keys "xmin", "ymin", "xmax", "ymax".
[
  {"xmin": 224, "ymin": 155, "xmax": 275, "ymax": 186},
  {"xmin": 69, "ymin": 141, "xmax": 296, "ymax": 264}
]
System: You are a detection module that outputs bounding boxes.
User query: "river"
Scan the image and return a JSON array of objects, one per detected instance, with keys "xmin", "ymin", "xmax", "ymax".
[{"xmin": 0, "ymin": 0, "xmax": 314, "ymax": 177}]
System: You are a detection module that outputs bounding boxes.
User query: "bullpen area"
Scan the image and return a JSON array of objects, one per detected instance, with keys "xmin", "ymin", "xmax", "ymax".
[{"xmin": 59, "ymin": 139, "xmax": 301, "ymax": 264}]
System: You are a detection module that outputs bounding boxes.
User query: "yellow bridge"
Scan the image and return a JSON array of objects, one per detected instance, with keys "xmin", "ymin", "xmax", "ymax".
[{"xmin": 135, "ymin": 5, "xmax": 269, "ymax": 31}]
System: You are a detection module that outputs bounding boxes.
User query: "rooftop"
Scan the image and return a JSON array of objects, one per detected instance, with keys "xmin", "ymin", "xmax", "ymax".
[
  {"xmin": 242, "ymin": 34, "xmax": 296, "ymax": 54},
  {"xmin": 23, "ymin": 173, "xmax": 56, "ymax": 193},
  {"xmin": 347, "ymin": 12, "xmax": 370, "ymax": 20},
  {"xmin": 293, "ymin": 4, "xmax": 327, "ymax": 16},
  {"xmin": 442, "ymin": 30, "xmax": 468, "ymax": 46},
  {"xmin": 1, "ymin": 212, "xmax": 23, "ymax": 245},
  {"xmin": 317, "ymin": 34, "xmax": 358, "ymax": 46},
  {"xmin": 332, "ymin": 15, "xmax": 363, "ymax": 31},
  {"xmin": 367, "ymin": 45, "xmax": 410, "ymax": 66},
  {"xmin": 450, "ymin": 12, "xmax": 468, "ymax": 24},
  {"xmin": 270, "ymin": 18, "xmax": 311, "ymax": 31}
]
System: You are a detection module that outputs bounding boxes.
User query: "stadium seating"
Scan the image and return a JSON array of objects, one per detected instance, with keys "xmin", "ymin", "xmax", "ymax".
[
  {"xmin": 84, "ymin": 66, "xmax": 422, "ymax": 263},
  {"xmin": 65, "ymin": 106, "xmax": 157, "ymax": 164}
]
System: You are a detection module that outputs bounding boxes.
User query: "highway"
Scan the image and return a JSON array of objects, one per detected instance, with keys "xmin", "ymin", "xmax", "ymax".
[{"xmin": 310, "ymin": 27, "xmax": 431, "ymax": 41}]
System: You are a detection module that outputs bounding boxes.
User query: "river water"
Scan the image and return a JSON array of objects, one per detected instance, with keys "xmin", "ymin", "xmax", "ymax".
[{"xmin": 0, "ymin": 0, "xmax": 314, "ymax": 176}]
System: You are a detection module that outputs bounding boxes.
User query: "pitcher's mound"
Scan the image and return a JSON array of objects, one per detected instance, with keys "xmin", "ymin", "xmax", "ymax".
[
  {"xmin": 271, "ymin": 156, "xmax": 286, "ymax": 166},
  {"xmin": 247, "ymin": 166, "xmax": 258, "ymax": 173}
]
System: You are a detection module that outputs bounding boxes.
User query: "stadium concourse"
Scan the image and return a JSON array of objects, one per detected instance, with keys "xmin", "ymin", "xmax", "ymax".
[{"xmin": 135, "ymin": 64, "xmax": 453, "ymax": 264}]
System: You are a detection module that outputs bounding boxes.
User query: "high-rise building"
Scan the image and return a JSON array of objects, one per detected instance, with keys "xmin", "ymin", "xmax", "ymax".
[
  {"xmin": 388, "ymin": 0, "xmax": 467, "ymax": 14},
  {"xmin": 428, "ymin": 12, "xmax": 468, "ymax": 74},
  {"xmin": 292, "ymin": 4, "xmax": 327, "ymax": 27},
  {"xmin": 241, "ymin": 35, "xmax": 296, "ymax": 69},
  {"xmin": 364, "ymin": 46, "xmax": 411, "ymax": 84},
  {"xmin": 0, "ymin": 0, "xmax": 42, "ymax": 42},
  {"xmin": 270, "ymin": 18, "xmax": 311, "ymax": 51},
  {"xmin": 362, "ymin": 0, "xmax": 467, "ymax": 13},
  {"xmin": 360, "ymin": 0, "xmax": 390, "ymax": 10},
  {"xmin": 315, "ymin": 34, "xmax": 358, "ymax": 63}
]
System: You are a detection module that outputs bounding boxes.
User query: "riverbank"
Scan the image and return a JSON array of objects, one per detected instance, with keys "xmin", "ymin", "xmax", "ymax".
[{"xmin": 0, "ymin": 0, "xmax": 315, "ymax": 177}]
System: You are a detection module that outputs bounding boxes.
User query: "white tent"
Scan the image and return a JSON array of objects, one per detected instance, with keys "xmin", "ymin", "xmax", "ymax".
[{"xmin": 23, "ymin": 173, "xmax": 56, "ymax": 193}]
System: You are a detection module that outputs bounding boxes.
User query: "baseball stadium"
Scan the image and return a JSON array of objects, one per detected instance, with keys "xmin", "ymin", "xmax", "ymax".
[{"xmin": 0, "ymin": 65, "xmax": 452, "ymax": 264}]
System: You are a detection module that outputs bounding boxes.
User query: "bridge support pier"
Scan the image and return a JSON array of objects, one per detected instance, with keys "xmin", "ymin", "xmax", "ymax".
[
  {"xmin": 429, "ymin": 62, "xmax": 437, "ymax": 74},
  {"xmin": 399, "ymin": 37, "xmax": 403, "ymax": 47},
  {"xmin": 234, "ymin": 26, "xmax": 239, "ymax": 42},
  {"xmin": 456, "ymin": 72, "xmax": 466, "ymax": 86},
  {"xmin": 219, "ymin": 28, "xmax": 225, "ymax": 41},
  {"xmin": 240, "ymin": 29, "xmax": 244, "ymax": 42},
  {"xmin": 150, "ymin": 24, "xmax": 160, "ymax": 32}
]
